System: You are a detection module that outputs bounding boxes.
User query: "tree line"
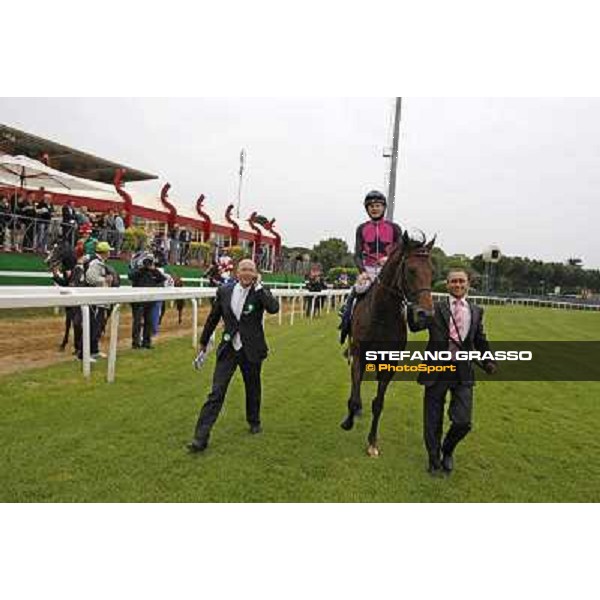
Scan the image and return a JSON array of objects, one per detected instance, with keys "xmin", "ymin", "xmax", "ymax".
[{"xmin": 282, "ymin": 238, "xmax": 600, "ymax": 295}]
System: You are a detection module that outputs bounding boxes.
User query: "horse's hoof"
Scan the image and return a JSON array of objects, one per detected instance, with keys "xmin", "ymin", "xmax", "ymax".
[
  {"xmin": 340, "ymin": 418, "xmax": 354, "ymax": 431},
  {"xmin": 366, "ymin": 444, "xmax": 380, "ymax": 458}
]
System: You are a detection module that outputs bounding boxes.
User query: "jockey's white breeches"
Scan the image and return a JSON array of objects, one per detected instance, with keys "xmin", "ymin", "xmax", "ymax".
[{"xmin": 354, "ymin": 265, "xmax": 381, "ymax": 295}]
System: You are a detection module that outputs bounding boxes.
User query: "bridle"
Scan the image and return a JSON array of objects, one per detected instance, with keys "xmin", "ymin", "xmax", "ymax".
[{"xmin": 379, "ymin": 248, "xmax": 432, "ymax": 307}]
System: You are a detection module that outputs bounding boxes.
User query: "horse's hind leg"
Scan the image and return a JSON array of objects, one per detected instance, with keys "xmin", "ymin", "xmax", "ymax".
[
  {"xmin": 341, "ymin": 355, "xmax": 363, "ymax": 431},
  {"xmin": 367, "ymin": 375, "xmax": 393, "ymax": 457},
  {"xmin": 60, "ymin": 311, "xmax": 71, "ymax": 351}
]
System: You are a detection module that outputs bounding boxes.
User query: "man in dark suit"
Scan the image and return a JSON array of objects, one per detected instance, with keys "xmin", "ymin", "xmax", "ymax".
[
  {"xmin": 417, "ymin": 268, "xmax": 496, "ymax": 476},
  {"xmin": 188, "ymin": 259, "xmax": 280, "ymax": 453},
  {"xmin": 61, "ymin": 201, "xmax": 77, "ymax": 245}
]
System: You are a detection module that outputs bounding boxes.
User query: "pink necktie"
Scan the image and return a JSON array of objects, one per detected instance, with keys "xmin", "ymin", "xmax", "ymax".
[{"xmin": 449, "ymin": 299, "xmax": 463, "ymax": 359}]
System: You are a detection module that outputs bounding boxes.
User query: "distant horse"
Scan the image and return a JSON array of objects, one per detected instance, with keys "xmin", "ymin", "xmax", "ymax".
[
  {"xmin": 159, "ymin": 275, "xmax": 186, "ymax": 326},
  {"xmin": 45, "ymin": 240, "xmax": 77, "ymax": 351},
  {"xmin": 340, "ymin": 231, "xmax": 435, "ymax": 457},
  {"xmin": 46, "ymin": 242, "xmax": 121, "ymax": 349},
  {"xmin": 173, "ymin": 275, "xmax": 185, "ymax": 324}
]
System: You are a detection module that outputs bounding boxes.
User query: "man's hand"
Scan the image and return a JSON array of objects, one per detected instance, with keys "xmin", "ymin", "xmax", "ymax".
[
  {"xmin": 485, "ymin": 362, "xmax": 497, "ymax": 375},
  {"xmin": 199, "ymin": 344, "xmax": 207, "ymax": 354}
]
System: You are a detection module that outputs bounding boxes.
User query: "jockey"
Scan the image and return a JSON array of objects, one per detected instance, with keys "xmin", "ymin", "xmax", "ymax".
[
  {"xmin": 218, "ymin": 254, "xmax": 235, "ymax": 284},
  {"xmin": 339, "ymin": 190, "xmax": 403, "ymax": 344},
  {"xmin": 78, "ymin": 222, "xmax": 97, "ymax": 257}
]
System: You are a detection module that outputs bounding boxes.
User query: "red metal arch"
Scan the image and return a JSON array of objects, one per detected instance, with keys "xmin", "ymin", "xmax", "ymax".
[
  {"xmin": 248, "ymin": 211, "xmax": 263, "ymax": 262},
  {"xmin": 160, "ymin": 183, "xmax": 177, "ymax": 230},
  {"xmin": 264, "ymin": 218, "xmax": 281, "ymax": 256},
  {"xmin": 224, "ymin": 204, "xmax": 240, "ymax": 246},
  {"xmin": 113, "ymin": 168, "xmax": 133, "ymax": 227},
  {"xmin": 195, "ymin": 194, "xmax": 212, "ymax": 242}
]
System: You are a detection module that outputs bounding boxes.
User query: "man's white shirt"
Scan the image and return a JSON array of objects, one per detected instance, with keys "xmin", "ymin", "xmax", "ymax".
[{"xmin": 230, "ymin": 282, "xmax": 251, "ymax": 351}]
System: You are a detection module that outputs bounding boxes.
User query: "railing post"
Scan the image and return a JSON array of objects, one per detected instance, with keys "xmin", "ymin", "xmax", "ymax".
[
  {"xmin": 310, "ymin": 294, "xmax": 316, "ymax": 319},
  {"xmin": 81, "ymin": 305, "xmax": 91, "ymax": 378},
  {"xmin": 278, "ymin": 294, "xmax": 283, "ymax": 325},
  {"xmin": 107, "ymin": 304, "xmax": 120, "ymax": 383},
  {"xmin": 191, "ymin": 298, "xmax": 198, "ymax": 349},
  {"xmin": 290, "ymin": 296, "xmax": 296, "ymax": 325}
]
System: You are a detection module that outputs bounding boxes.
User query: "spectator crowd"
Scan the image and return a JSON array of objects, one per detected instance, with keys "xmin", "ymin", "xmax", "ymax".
[{"xmin": 0, "ymin": 189, "xmax": 127, "ymax": 256}]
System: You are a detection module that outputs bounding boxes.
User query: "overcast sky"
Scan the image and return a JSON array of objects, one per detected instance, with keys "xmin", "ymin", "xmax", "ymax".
[{"xmin": 1, "ymin": 97, "xmax": 598, "ymax": 268}]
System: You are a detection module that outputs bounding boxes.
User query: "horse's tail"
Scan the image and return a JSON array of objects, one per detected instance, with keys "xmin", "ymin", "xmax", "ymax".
[{"xmin": 342, "ymin": 345, "xmax": 352, "ymax": 364}]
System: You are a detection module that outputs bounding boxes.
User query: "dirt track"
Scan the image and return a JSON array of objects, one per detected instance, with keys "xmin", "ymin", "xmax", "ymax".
[
  {"xmin": 0, "ymin": 303, "xmax": 210, "ymax": 376},
  {"xmin": 0, "ymin": 298, "xmax": 316, "ymax": 376}
]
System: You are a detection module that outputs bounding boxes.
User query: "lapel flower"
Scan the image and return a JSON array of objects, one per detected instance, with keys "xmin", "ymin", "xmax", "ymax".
[
  {"xmin": 243, "ymin": 303, "xmax": 254, "ymax": 316},
  {"xmin": 223, "ymin": 332, "xmax": 231, "ymax": 342}
]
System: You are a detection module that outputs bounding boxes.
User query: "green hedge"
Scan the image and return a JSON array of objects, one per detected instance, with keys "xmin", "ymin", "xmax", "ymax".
[{"xmin": 0, "ymin": 252, "xmax": 305, "ymax": 286}]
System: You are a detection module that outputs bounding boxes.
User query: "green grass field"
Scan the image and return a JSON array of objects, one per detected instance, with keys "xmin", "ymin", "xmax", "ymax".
[{"xmin": 1, "ymin": 306, "xmax": 599, "ymax": 502}]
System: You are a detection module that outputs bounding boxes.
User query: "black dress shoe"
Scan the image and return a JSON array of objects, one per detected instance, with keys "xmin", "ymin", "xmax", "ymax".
[
  {"xmin": 249, "ymin": 424, "xmax": 262, "ymax": 435},
  {"xmin": 142, "ymin": 344, "xmax": 154, "ymax": 350},
  {"xmin": 442, "ymin": 453, "xmax": 454, "ymax": 474},
  {"xmin": 187, "ymin": 439, "xmax": 208, "ymax": 453},
  {"xmin": 427, "ymin": 457, "xmax": 443, "ymax": 476}
]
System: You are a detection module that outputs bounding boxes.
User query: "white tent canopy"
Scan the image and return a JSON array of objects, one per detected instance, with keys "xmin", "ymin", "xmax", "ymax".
[
  {"xmin": 0, "ymin": 154, "xmax": 124, "ymax": 203},
  {"xmin": 0, "ymin": 154, "xmax": 276, "ymax": 239}
]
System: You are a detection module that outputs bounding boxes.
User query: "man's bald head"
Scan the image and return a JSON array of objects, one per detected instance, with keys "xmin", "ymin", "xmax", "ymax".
[
  {"xmin": 238, "ymin": 258, "xmax": 257, "ymax": 270},
  {"xmin": 237, "ymin": 258, "xmax": 258, "ymax": 287}
]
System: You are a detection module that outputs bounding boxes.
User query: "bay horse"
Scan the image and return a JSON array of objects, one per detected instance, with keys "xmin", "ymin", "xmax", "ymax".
[{"xmin": 340, "ymin": 231, "xmax": 435, "ymax": 456}]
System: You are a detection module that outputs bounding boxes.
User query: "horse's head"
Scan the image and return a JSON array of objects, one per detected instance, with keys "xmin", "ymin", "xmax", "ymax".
[
  {"xmin": 44, "ymin": 243, "xmax": 62, "ymax": 270},
  {"xmin": 383, "ymin": 230, "xmax": 435, "ymax": 330},
  {"xmin": 45, "ymin": 239, "xmax": 76, "ymax": 273}
]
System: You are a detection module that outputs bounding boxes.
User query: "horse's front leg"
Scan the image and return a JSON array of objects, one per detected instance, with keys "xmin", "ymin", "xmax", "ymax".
[
  {"xmin": 367, "ymin": 373, "xmax": 393, "ymax": 457},
  {"xmin": 341, "ymin": 354, "xmax": 363, "ymax": 431}
]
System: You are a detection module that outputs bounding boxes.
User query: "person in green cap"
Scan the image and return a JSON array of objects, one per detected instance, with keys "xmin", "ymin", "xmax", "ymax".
[{"xmin": 84, "ymin": 241, "xmax": 115, "ymax": 360}]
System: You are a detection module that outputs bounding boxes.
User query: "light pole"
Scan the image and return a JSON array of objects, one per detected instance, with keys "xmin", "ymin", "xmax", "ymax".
[
  {"xmin": 236, "ymin": 148, "xmax": 246, "ymax": 219},
  {"xmin": 386, "ymin": 97, "xmax": 402, "ymax": 221}
]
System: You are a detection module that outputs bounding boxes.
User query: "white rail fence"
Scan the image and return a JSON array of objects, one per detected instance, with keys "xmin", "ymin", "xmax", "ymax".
[
  {"xmin": 1, "ymin": 287, "xmax": 598, "ymax": 383},
  {"xmin": 434, "ymin": 293, "xmax": 600, "ymax": 311},
  {"xmin": 0, "ymin": 286, "xmax": 350, "ymax": 382}
]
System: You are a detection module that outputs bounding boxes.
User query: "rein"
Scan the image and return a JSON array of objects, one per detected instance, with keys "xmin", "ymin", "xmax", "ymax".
[{"xmin": 377, "ymin": 249, "xmax": 432, "ymax": 307}]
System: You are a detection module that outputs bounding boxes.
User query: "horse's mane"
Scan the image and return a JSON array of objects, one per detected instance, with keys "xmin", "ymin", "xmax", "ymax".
[{"xmin": 379, "ymin": 231, "xmax": 435, "ymax": 281}]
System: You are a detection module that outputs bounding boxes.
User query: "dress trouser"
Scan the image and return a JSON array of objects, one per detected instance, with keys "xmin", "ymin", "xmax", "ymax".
[
  {"xmin": 194, "ymin": 344, "xmax": 263, "ymax": 442},
  {"xmin": 132, "ymin": 302, "xmax": 154, "ymax": 346},
  {"xmin": 423, "ymin": 377, "xmax": 473, "ymax": 460}
]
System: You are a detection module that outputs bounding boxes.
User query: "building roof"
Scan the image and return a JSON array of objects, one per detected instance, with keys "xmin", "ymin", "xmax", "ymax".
[{"xmin": 0, "ymin": 124, "xmax": 157, "ymax": 184}]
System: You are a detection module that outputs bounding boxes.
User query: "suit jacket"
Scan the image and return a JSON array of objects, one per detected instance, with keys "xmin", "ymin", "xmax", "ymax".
[
  {"xmin": 62, "ymin": 205, "xmax": 76, "ymax": 223},
  {"xmin": 417, "ymin": 296, "xmax": 494, "ymax": 387},
  {"xmin": 200, "ymin": 283, "xmax": 280, "ymax": 363}
]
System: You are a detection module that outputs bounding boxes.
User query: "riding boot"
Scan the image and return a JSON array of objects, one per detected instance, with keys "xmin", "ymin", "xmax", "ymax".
[{"xmin": 339, "ymin": 290, "xmax": 356, "ymax": 345}]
